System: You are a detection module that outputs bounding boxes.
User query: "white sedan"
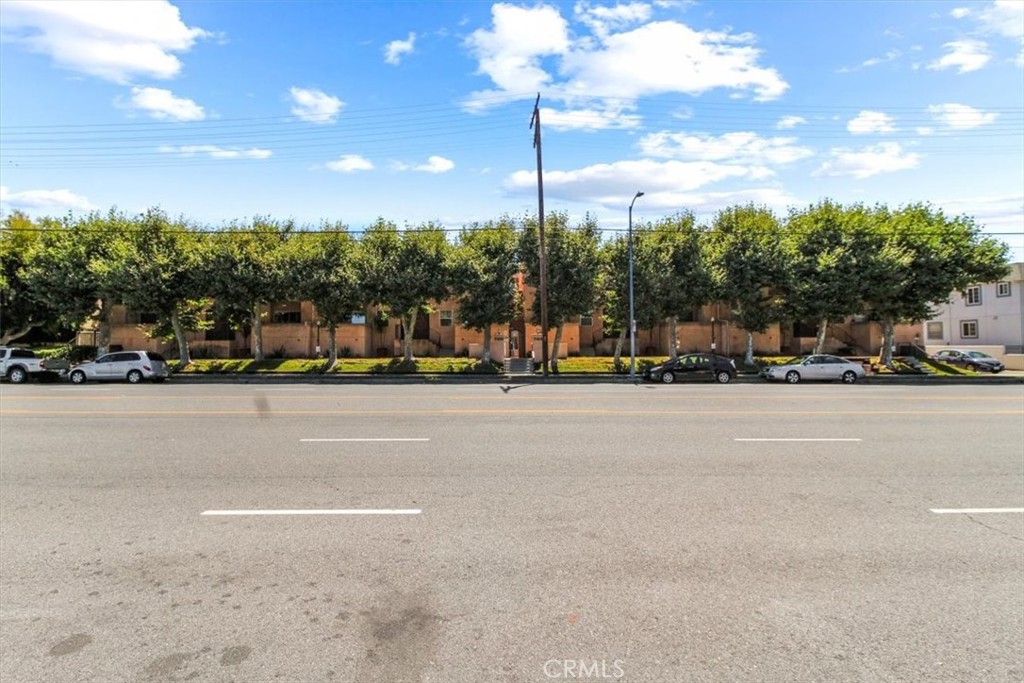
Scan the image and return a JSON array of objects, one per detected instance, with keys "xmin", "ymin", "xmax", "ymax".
[{"xmin": 762, "ymin": 354, "xmax": 866, "ymax": 384}]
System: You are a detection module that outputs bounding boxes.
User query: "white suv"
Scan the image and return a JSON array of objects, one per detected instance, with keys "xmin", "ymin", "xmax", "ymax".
[{"xmin": 68, "ymin": 351, "xmax": 170, "ymax": 384}]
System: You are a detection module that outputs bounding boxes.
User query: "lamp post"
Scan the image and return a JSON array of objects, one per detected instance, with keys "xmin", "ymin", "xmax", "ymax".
[{"xmin": 628, "ymin": 191, "xmax": 644, "ymax": 382}]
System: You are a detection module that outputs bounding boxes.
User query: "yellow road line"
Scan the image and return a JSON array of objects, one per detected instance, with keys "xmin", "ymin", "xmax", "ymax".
[{"xmin": 3, "ymin": 409, "xmax": 1022, "ymax": 416}]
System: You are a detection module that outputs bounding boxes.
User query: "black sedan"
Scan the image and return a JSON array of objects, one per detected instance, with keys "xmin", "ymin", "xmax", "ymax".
[{"xmin": 643, "ymin": 353, "xmax": 737, "ymax": 384}]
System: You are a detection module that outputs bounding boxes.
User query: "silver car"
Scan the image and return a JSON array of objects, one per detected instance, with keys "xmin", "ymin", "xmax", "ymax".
[
  {"xmin": 763, "ymin": 354, "xmax": 866, "ymax": 384},
  {"xmin": 68, "ymin": 351, "xmax": 170, "ymax": 384}
]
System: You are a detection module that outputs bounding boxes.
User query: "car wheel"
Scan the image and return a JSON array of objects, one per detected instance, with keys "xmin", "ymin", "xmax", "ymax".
[
  {"xmin": 785, "ymin": 370, "xmax": 801, "ymax": 384},
  {"xmin": 715, "ymin": 370, "xmax": 732, "ymax": 384},
  {"xmin": 7, "ymin": 366, "xmax": 27, "ymax": 384},
  {"xmin": 967, "ymin": 363, "xmax": 978, "ymax": 372},
  {"xmin": 70, "ymin": 370, "xmax": 87, "ymax": 384},
  {"xmin": 126, "ymin": 370, "xmax": 143, "ymax": 384},
  {"xmin": 841, "ymin": 370, "xmax": 857, "ymax": 384},
  {"xmin": 661, "ymin": 371, "xmax": 676, "ymax": 384}
]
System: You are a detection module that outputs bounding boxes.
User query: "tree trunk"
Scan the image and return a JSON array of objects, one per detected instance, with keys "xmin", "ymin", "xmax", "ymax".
[
  {"xmin": 613, "ymin": 328, "xmax": 626, "ymax": 372},
  {"xmin": 0, "ymin": 322, "xmax": 41, "ymax": 346},
  {"xmin": 880, "ymin": 318, "xmax": 896, "ymax": 368},
  {"xmin": 550, "ymin": 324, "xmax": 563, "ymax": 374},
  {"xmin": 96, "ymin": 298, "xmax": 112, "ymax": 356},
  {"xmin": 171, "ymin": 306, "xmax": 191, "ymax": 367},
  {"xmin": 668, "ymin": 317, "xmax": 678, "ymax": 360},
  {"xmin": 402, "ymin": 310, "xmax": 416, "ymax": 362},
  {"xmin": 814, "ymin": 318, "xmax": 828, "ymax": 354},
  {"xmin": 252, "ymin": 305, "xmax": 264, "ymax": 361},
  {"xmin": 745, "ymin": 331, "xmax": 756, "ymax": 367},
  {"xmin": 327, "ymin": 323, "xmax": 338, "ymax": 368},
  {"xmin": 482, "ymin": 324, "xmax": 492, "ymax": 364}
]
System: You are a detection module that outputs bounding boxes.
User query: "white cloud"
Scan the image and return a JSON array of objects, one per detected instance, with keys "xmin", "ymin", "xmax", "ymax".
[
  {"xmin": 289, "ymin": 87, "xmax": 344, "ymax": 124},
  {"xmin": 541, "ymin": 105, "xmax": 642, "ymax": 131},
  {"xmin": 157, "ymin": 145, "xmax": 272, "ymax": 159},
  {"xmin": 0, "ymin": 0, "xmax": 208, "ymax": 83},
  {"xmin": 463, "ymin": 3, "xmax": 570, "ymax": 105},
  {"xmin": 326, "ymin": 154, "xmax": 374, "ymax": 172},
  {"xmin": 462, "ymin": 4, "xmax": 788, "ymax": 111},
  {"xmin": 928, "ymin": 39, "xmax": 991, "ymax": 73},
  {"xmin": 574, "ymin": 1, "xmax": 652, "ymax": 37},
  {"xmin": 123, "ymin": 86, "xmax": 204, "ymax": 121},
  {"xmin": 847, "ymin": 110, "xmax": 896, "ymax": 134},
  {"xmin": 384, "ymin": 32, "xmax": 416, "ymax": 65},
  {"xmin": 505, "ymin": 158, "xmax": 773, "ymax": 201},
  {"xmin": 638, "ymin": 131, "xmax": 813, "ymax": 166},
  {"xmin": 814, "ymin": 143, "xmax": 921, "ymax": 179},
  {"xmin": 395, "ymin": 156, "xmax": 455, "ymax": 173},
  {"xmin": 776, "ymin": 115, "xmax": 807, "ymax": 129},
  {"xmin": 0, "ymin": 185, "xmax": 96, "ymax": 212},
  {"xmin": 927, "ymin": 103, "xmax": 999, "ymax": 129},
  {"xmin": 558, "ymin": 21, "xmax": 788, "ymax": 102},
  {"xmin": 977, "ymin": 0, "xmax": 1024, "ymax": 39},
  {"xmin": 838, "ymin": 49, "xmax": 902, "ymax": 72},
  {"xmin": 950, "ymin": 7, "xmax": 971, "ymax": 19}
]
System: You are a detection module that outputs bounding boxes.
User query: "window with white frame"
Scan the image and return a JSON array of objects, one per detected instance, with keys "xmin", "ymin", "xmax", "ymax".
[
  {"xmin": 440, "ymin": 310, "xmax": 453, "ymax": 327},
  {"xmin": 580, "ymin": 313, "xmax": 594, "ymax": 326},
  {"xmin": 996, "ymin": 281, "xmax": 1011, "ymax": 297},
  {"xmin": 964, "ymin": 285, "xmax": 981, "ymax": 306},
  {"xmin": 960, "ymin": 320, "xmax": 978, "ymax": 339},
  {"xmin": 926, "ymin": 322, "xmax": 943, "ymax": 340}
]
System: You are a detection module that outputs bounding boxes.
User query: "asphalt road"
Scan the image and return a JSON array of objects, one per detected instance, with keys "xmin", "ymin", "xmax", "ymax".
[{"xmin": 1, "ymin": 381, "xmax": 1022, "ymax": 683}]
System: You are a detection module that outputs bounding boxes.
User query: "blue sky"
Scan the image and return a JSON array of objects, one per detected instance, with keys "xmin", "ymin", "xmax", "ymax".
[{"xmin": 1, "ymin": 0, "xmax": 1022, "ymax": 259}]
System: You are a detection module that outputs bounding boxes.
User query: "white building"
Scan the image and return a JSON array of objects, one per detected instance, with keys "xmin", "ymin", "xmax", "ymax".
[{"xmin": 924, "ymin": 262, "xmax": 1024, "ymax": 363}]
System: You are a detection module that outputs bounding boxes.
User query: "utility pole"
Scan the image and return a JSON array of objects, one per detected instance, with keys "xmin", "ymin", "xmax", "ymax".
[{"xmin": 530, "ymin": 93, "xmax": 550, "ymax": 377}]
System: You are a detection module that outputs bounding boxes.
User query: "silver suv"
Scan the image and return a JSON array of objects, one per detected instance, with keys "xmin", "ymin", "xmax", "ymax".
[{"xmin": 68, "ymin": 351, "xmax": 170, "ymax": 384}]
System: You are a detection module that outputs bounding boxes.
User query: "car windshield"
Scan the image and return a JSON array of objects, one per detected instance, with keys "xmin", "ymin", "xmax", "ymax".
[{"xmin": 967, "ymin": 352, "xmax": 992, "ymax": 359}]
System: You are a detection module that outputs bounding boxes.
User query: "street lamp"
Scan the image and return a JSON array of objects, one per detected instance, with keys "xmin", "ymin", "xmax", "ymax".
[{"xmin": 628, "ymin": 191, "xmax": 644, "ymax": 382}]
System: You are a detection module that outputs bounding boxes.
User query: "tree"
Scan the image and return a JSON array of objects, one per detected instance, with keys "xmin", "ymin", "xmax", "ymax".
[
  {"xmin": 650, "ymin": 212, "xmax": 713, "ymax": 360},
  {"xmin": 204, "ymin": 218, "xmax": 291, "ymax": 361},
  {"xmin": 598, "ymin": 225, "xmax": 663, "ymax": 371},
  {"xmin": 865, "ymin": 203, "xmax": 1010, "ymax": 366},
  {"xmin": 360, "ymin": 220, "xmax": 451, "ymax": 363},
  {"xmin": 19, "ymin": 210, "xmax": 125, "ymax": 354},
  {"xmin": 284, "ymin": 224, "xmax": 364, "ymax": 367},
  {"xmin": 704, "ymin": 204, "xmax": 788, "ymax": 366},
  {"xmin": 451, "ymin": 218, "xmax": 520, "ymax": 365},
  {"xmin": 0, "ymin": 211, "xmax": 55, "ymax": 344},
  {"xmin": 783, "ymin": 201, "xmax": 879, "ymax": 353},
  {"xmin": 521, "ymin": 212, "xmax": 601, "ymax": 374},
  {"xmin": 102, "ymin": 208, "xmax": 210, "ymax": 366}
]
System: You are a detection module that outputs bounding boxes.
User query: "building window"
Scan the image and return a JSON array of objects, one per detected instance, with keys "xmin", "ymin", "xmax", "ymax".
[
  {"xmin": 350, "ymin": 314, "xmax": 366, "ymax": 325},
  {"xmin": 580, "ymin": 313, "xmax": 593, "ymax": 326},
  {"xmin": 271, "ymin": 301, "xmax": 302, "ymax": 324},
  {"xmin": 926, "ymin": 322, "xmax": 943, "ymax": 340},
  {"xmin": 964, "ymin": 286, "xmax": 981, "ymax": 306},
  {"xmin": 272, "ymin": 310, "xmax": 302, "ymax": 324},
  {"xmin": 960, "ymin": 320, "xmax": 978, "ymax": 339},
  {"xmin": 440, "ymin": 310, "xmax": 453, "ymax": 327},
  {"xmin": 996, "ymin": 281, "xmax": 1011, "ymax": 297}
]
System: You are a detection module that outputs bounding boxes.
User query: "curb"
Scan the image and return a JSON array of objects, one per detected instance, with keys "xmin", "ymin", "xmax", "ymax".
[{"xmin": 164, "ymin": 372, "xmax": 1024, "ymax": 385}]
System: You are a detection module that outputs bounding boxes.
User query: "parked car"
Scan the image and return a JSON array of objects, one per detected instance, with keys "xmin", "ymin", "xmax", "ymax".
[
  {"xmin": 643, "ymin": 353, "xmax": 737, "ymax": 384},
  {"xmin": 929, "ymin": 349, "xmax": 1005, "ymax": 373},
  {"xmin": 68, "ymin": 351, "xmax": 170, "ymax": 384},
  {"xmin": 762, "ymin": 354, "xmax": 866, "ymax": 384}
]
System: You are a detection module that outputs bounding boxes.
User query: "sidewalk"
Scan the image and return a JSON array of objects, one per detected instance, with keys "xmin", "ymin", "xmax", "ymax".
[{"xmin": 165, "ymin": 371, "xmax": 1024, "ymax": 385}]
